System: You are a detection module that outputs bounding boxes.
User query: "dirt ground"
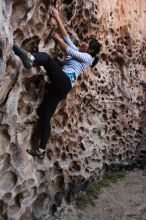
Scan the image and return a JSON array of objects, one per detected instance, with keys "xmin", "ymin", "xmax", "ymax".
[{"xmin": 48, "ymin": 170, "xmax": 146, "ymax": 220}]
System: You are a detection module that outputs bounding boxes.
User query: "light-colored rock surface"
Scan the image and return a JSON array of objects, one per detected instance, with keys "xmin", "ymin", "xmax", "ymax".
[
  {"xmin": 0, "ymin": 0, "xmax": 146, "ymax": 219},
  {"xmin": 49, "ymin": 170, "xmax": 146, "ymax": 220}
]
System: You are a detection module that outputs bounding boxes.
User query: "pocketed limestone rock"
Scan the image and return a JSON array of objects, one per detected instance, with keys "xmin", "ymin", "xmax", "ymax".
[{"xmin": 0, "ymin": 0, "xmax": 146, "ymax": 219}]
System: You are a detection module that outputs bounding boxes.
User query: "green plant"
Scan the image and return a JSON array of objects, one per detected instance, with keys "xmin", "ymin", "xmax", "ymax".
[{"xmin": 75, "ymin": 171, "xmax": 126, "ymax": 209}]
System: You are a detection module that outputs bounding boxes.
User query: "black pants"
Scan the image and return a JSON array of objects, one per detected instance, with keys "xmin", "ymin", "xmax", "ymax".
[{"xmin": 33, "ymin": 52, "xmax": 72, "ymax": 150}]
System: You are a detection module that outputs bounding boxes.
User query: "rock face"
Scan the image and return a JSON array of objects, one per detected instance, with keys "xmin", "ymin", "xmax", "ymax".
[{"xmin": 0, "ymin": 0, "xmax": 146, "ymax": 219}]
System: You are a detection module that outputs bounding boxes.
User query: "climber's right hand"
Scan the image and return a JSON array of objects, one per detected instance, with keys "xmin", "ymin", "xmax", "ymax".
[{"xmin": 50, "ymin": 6, "xmax": 59, "ymax": 20}]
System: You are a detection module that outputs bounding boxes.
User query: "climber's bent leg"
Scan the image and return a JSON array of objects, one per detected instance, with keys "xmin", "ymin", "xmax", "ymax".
[
  {"xmin": 33, "ymin": 52, "xmax": 72, "ymax": 98},
  {"xmin": 13, "ymin": 46, "xmax": 72, "ymax": 97},
  {"xmin": 13, "ymin": 44, "xmax": 35, "ymax": 69}
]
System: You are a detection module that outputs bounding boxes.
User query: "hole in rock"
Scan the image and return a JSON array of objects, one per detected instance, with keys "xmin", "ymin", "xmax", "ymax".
[
  {"xmin": 54, "ymin": 147, "xmax": 61, "ymax": 156},
  {"xmin": 0, "ymin": 153, "xmax": 10, "ymax": 173},
  {"xmin": 40, "ymin": 5, "xmax": 46, "ymax": 13},
  {"xmin": 80, "ymin": 82, "xmax": 88, "ymax": 92},
  {"xmin": 65, "ymin": 9, "xmax": 73, "ymax": 20},
  {"xmin": 3, "ymin": 193, "xmax": 12, "ymax": 209},
  {"xmin": 0, "ymin": 200, "xmax": 7, "ymax": 219},
  {"xmin": 13, "ymin": 29, "xmax": 24, "ymax": 42},
  {"xmin": 17, "ymin": 100, "xmax": 33, "ymax": 115},
  {"xmin": 68, "ymin": 153, "xmax": 73, "ymax": 159},
  {"xmin": 115, "ymin": 130, "xmax": 122, "ymax": 137},
  {"xmin": 69, "ymin": 161, "xmax": 81, "ymax": 171},
  {"xmin": 50, "ymin": 204, "xmax": 57, "ymax": 215},
  {"xmin": 49, "ymin": 161, "xmax": 63, "ymax": 176},
  {"xmin": 106, "ymin": 136, "xmax": 110, "ymax": 141},
  {"xmin": 61, "ymin": 152, "xmax": 67, "ymax": 160},
  {"xmin": 22, "ymin": 36, "xmax": 40, "ymax": 53},
  {"xmin": 93, "ymin": 67, "xmax": 98, "ymax": 72},
  {"xmin": 67, "ymin": 124, "xmax": 71, "ymax": 129},
  {"xmin": 32, "ymin": 193, "xmax": 50, "ymax": 218},
  {"xmin": 85, "ymin": 9, "xmax": 89, "ymax": 16},
  {"xmin": 22, "ymin": 187, "xmax": 37, "ymax": 204},
  {"xmin": 110, "ymin": 12, "xmax": 113, "ymax": 16},
  {"xmin": 83, "ymin": 28, "xmax": 88, "ymax": 34},
  {"xmin": 0, "ymin": 43, "xmax": 3, "ymax": 59},
  {"xmin": 36, "ymin": 170, "xmax": 45, "ymax": 183},
  {"xmin": 100, "ymin": 80, "xmax": 104, "ymax": 84},
  {"xmin": 102, "ymin": 114, "xmax": 107, "ymax": 120},
  {"xmin": 7, "ymin": 203, "xmax": 20, "ymax": 217},
  {"xmin": 80, "ymin": 127, "xmax": 84, "ymax": 132},
  {"xmin": 109, "ymin": 28, "xmax": 115, "ymax": 34},
  {"xmin": 115, "ymin": 55, "xmax": 125, "ymax": 67},
  {"xmin": 105, "ymin": 40, "xmax": 109, "ymax": 45},
  {"xmin": 73, "ymin": 153, "xmax": 78, "ymax": 158},
  {"xmin": 112, "ymin": 110, "xmax": 117, "ymax": 119},
  {"xmin": 57, "ymin": 136, "xmax": 64, "ymax": 147},
  {"xmin": 52, "ymin": 175, "xmax": 64, "ymax": 191},
  {"xmin": 46, "ymin": 149, "xmax": 53, "ymax": 160},
  {"xmin": 101, "ymin": 53, "xmax": 108, "ymax": 61},
  {"xmin": 41, "ymin": 0, "xmax": 50, "ymax": 9},
  {"xmin": 54, "ymin": 191, "xmax": 62, "ymax": 206},
  {"xmin": 23, "ymin": 179, "xmax": 34, "ymax": 189},
  {"xmin": 57, "ymin": 111, "xmax": 68, "ymax": 127},
  {"xmin": 66, "ymin": 145, "xmax": 70, "ymax": 152},
  {"xmin": 21, "ymin": 89, "xmax": 38, "ymax": 102},
  {"xmin": 33, "ymin": 76, "xmax": 44, "ymax": 89},
  {"xmin": 0, "ymin": 171, "xmax": 17, "ymax": 197},
  {"xmin": 0, "ymin": 128, "xmax": 10, "ymax": 154},
  {"xmin": 112, "ymin": 135, "xmax": 117, "ymax": 141}
]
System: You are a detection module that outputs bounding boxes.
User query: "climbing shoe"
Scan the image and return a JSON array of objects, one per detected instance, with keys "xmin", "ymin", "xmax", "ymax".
[
  {"xmin": 26, "ymin": 148, "xmax": 46, "ymax": 159},
  {"xmin": 13, "ymin": 44, "xmax": 35, "ymax": 69}
]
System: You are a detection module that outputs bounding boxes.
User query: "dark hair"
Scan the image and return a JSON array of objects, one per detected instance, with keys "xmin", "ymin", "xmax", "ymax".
[{"xmin": 88, "ymin": 38, "xmax": 102, "ymax": 67}]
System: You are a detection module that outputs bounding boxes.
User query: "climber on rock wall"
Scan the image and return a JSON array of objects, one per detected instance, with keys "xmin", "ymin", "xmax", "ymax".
[{"xmin": 13, "ymin": 5, "xmax": 102, "ymax": 159}]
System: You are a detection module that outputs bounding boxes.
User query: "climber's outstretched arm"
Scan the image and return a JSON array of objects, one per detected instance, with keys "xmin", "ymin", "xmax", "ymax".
[{"xmin": 50, "ymin": 6, "xmax": 68, "ymax": 38}]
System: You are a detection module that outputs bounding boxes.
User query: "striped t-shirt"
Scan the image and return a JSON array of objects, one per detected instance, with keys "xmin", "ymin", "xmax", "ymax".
[{"xmin": 62, "ymin": 35, "xmax": 93, "ymax": 87}]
